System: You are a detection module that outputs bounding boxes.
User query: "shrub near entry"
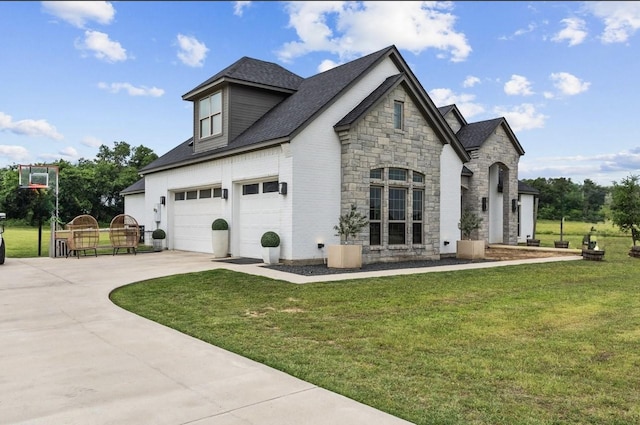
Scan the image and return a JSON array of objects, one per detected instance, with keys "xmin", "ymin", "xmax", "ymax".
[
  {"xmin": 261, "ymin": 231, "xmax": 280, "ymax": 247},
  {"xmin": 211, "ymin": 218, "xmax": 229, "ymax": 231}
]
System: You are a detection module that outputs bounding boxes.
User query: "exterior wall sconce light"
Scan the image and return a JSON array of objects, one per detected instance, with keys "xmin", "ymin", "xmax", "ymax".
[
  {"xmin": 279, "ymin": 182, "xmax": 288, "ymax": 195},
  {"xmin": 222, "ymin": 189, "xmax": 228, "ymax": 200},
  {"xmin": 160, "ymin": 196, "xmax": 166, "ymax": 206},
  {"xmin": 512, "ymin": 199, "xmax": 517, "ymax": 213},
  {"xmin": 482, "ymin": 197, "xmax": 487, "ymax": 212}
]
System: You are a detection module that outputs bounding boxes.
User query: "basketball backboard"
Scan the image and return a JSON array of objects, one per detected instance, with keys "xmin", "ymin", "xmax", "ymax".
[{"xmin": 18, "ymin": 165, "xmax": 58, "ymax": 190}]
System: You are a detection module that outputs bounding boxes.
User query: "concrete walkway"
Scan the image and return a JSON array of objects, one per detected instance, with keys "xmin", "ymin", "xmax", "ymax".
[{"xmin": 0, "ymin": 251, "xmax": 581, "ymax": 425}]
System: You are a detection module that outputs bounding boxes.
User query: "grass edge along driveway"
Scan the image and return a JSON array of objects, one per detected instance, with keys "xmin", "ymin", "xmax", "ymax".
[{"xmin": 111, "ymin": 248, "xmax": 640, "ymax": 425}]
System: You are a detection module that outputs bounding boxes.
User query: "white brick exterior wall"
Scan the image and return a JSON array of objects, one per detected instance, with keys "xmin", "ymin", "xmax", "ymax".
[
  {"xmin": 439, "ymin": 144, "xmax": 463, "ymax": 255},
  {"xmin": 290, "ymin": 57, "xmax": 400, "ymax": 262}
]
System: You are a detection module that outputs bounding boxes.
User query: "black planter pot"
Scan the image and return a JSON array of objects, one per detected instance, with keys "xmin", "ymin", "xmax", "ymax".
[
  {"xmin": 582, "ymin": 249, "xmax": 605, "ymax": 261},
  {"xmin": 526, "ymin": 239, "xmax": 540, "ymax": 247},
  {"xmin": 554, "ymin": 240, "xmax": 569, "ymax": 249}
]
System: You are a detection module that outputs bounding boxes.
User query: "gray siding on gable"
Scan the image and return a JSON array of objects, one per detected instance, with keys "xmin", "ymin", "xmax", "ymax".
[{"xmin": 228, "ymin": 85, "xmax": 287, "ymax": 141}]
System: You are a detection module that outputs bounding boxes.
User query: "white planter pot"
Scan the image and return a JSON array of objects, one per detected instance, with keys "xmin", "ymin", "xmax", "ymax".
[
  {"xmin": 262, "ymin": 246, "xmax": 280, "ymax": 264},
  {"xmin": 152, "ymin": 239, "xmax": 164, "ymax": 252},
  {"xmin": 456, "ymin": 240, "xmax": 485, "ymax": 260},
  {"xmin": 211, "ymin": 230, "xmax": 229, "ymax": 258},
  {"xmin": 327, "ymin": 244, "xmax": 362, "ymax": 269}
]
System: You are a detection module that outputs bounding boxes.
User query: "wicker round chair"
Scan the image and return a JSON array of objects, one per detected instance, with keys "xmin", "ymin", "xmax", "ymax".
[
  {"xmin": 66, "ymin": 214, "xmax": 100, "ymax": 258},
  {"xmin": 109, "ymin": 214, "xmax": 140, "ymax": 255}
]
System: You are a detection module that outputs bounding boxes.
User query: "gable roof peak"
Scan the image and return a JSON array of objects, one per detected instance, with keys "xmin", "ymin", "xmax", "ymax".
[{"xmin": 183, "ymin": 56, "xmax": 304, "ymax": 100}]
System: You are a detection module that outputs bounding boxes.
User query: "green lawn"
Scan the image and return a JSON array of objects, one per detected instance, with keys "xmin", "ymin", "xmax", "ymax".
[
  {"xmin": 110, "ymin": 224, "xmax": 640, "ymax": 425},
  {"xmin": 3, "ymin": 226, "xmax": 152, "ymax": 257}
]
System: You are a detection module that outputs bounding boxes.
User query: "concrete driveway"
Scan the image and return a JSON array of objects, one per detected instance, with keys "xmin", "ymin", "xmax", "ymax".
[{"xmin": 0, "ymin": 251, "xmax": 413, "ymax": 425}]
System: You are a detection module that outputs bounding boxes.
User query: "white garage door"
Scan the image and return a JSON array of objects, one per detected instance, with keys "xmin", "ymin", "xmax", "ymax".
[
  {"xmin": 236, "ymin": 180, "xmax": 281, "ymax": 259},
  {"xmin": 172, "ymin": 188, "xmax": 223, "ymax": 253}
]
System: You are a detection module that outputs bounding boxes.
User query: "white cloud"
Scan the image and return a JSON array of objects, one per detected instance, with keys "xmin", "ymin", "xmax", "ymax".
[
  {"xmin": 75, "ymin": 30, "xmax": 127, "ymax": 62},
  {"xmin": 318, "ymin": 59, "xmax": 342, "ymax": 72},
  {"xmin": 519, "ymin": 147, "xmax": 640, "ymax": 185},
  {"xmin": 0, "ymin": 112, "xmax": 63, "ymax": 140},
  {"xmin": 585, "ymin": 1, "xmax": 640, "ymax": 44},
  {"xmin": 0, "ymin": 145, "xmax": 31, "ymax": 162},
  {"xmin": 234, "ymin": 1, "xmax": 252, "ymax": 17},
  {"xmin": 81, "ymin": 136, "xmax": 104, "ymax": 148},
  {"xmin": 42, "ymin": 1, "xmax": 115, "ymax": 28},
  {"xmin": 428, "ymin": 88, "xmax": 485, "ymax": 118},
  {"xmin": 514, "ymin": 23, "xmax": 537, "ymax": 37},
  {"xmin": 552, "ymin": 17, "xmax": 588, "ymax": 46},
  {"xmin": 60, "ymin": 146, "xmax": 79, "ymax": 158},
  {"xmin": 550, "ymin": 72, "xmax": 590, "ymax": 96},
  {"xmin": 504, "ymin": 75, "xmax": 534, "ymax": 96},
  {"xmin": 277, "ymin": 1, "xmax": 471, "ymax": 63},
  {"xmin": 462, "ymin": 75, "xmax": 480, "ymax": 88},
  {"xmin": 176, "ymin": 34, "xmax": 209, "ymax": 67},
  {"xmin": 493, "ymin": 104, "xmax": 547, "ymax": 132},
  {"xmin": 499, "ymin": 22, "xmax": 537, "ymax": 41},
  {"xmin": 98, "ymin": 82, "xmax": 164, "ymax": 97}
]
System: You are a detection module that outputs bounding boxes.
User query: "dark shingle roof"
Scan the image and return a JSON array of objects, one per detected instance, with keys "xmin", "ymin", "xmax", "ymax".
[
  {"xmin": 518, "ymin": 180, "xmax": 539, "ymax": 195},
  {"xmin": 120, "ymin": 177, "xmax": 145, "ymax": 195},
  {"xmin": 437, "ymin": 105, "xmax": 455, "ymax": 116},
  {"xmin": 456, "ymin": 118, "xmax": 504, "ymax": 150},
  {"xmin": 142, "ymin": 46, "xmax": 396, "ymax": 174},
  {"xmin": 184, "ymin": 57, "xmax": 303, "ymax": 98},
  {"xmin": 226, "ymin": 46, "xmax": 395, "ymax": 150}
]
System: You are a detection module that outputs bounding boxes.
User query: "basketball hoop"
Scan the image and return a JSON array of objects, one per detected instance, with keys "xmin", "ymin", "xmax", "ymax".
[{"xmin": 22, "ymin": 184, "xmax": 50, "ymax": 190}]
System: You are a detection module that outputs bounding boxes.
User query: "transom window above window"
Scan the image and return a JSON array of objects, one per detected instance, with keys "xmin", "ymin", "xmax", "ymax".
[
  {"xmin": 199, "ymin": 91, "xmax": 222, "ymax": 138},
  {"xmin": 263, "ymin": 180, "xmax": 279, "ymax": 193},
  {"xmin": 388, "ymin": 168, "xmax": 407, "ymax": 181},
  {"xmin": 393, "ymin": 101, "xmax": 404, "ymax": 130},
  {"xmin": 242, "ymin": 183, "xmax": 259, "ymax": 195},
  {"xmin": 370, "ymin": 168, "xmax": 383, "ymax": 179},
  {"xmin": 413, "ymin": 172, "xmax": 424, "ymax": 183}
]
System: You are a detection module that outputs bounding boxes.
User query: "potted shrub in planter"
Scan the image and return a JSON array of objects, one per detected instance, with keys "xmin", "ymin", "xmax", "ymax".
[
  {"xmin": 151, "ymin": 228, "xmax": 166, "ymax": 252},
  {"xmin": 328, "ymin": 204, "xmax": 368, "ymax": 269},
  {"xmin": 456, "ymin": 208, "xmax": 485, "ymax": 260},
  {"xmin": 211, "ymin": 218, "xmax": 229, "ymax": 258},
  {"xmin": 261, "ymin": 231, "xmax": 280, "ymax": 264}
]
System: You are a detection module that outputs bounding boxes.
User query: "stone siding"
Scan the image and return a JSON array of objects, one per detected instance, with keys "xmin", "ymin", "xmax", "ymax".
[
  {"xmin": 340, "ymin": 85, "xmax": 442, "ymax": 263},
  {"xmin": 463, "ymin": 123, "xmax": 520, "ymax": 245}
]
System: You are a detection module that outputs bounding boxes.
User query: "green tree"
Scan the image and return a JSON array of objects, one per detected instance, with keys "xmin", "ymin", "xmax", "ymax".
[{"xmin": 609, "ymin": 174, "xmax": 640, "ymax": 234}]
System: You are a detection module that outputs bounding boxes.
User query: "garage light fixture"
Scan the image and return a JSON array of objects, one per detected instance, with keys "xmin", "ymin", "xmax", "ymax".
[
  {"xmin": 222, "ymin": 189, "xmax": 228, "ymax": 200},
  {"xmin": 481, "ymin": 197, "xmax": 487, "ymax": 212},
  {"xmin": 279, "ymin": 182, "xmax": 287, "ymax": 195},
  {"xmin": 512, "ymin": 199, "xmax": 517, "ymax": 213},
  {"xmin": 160, "ymin": 196, "xmax": 166, "ymax": 206}
]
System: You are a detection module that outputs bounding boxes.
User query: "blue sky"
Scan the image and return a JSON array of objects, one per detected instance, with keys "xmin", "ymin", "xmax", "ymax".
[{"xmin": 1, "ymin": 1, "xmax": 639, "ymax": 186}]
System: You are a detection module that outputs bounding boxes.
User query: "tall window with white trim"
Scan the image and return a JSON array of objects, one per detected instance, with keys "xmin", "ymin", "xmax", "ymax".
[{"xmin": 199, "ymin": 91, "xmax": 222, "ymax": 138}]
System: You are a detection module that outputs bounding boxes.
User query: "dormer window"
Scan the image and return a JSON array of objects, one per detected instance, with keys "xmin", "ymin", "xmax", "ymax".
[{"xmin": 199, "ymin": 91, "xmax": 222, "ymax": 138}]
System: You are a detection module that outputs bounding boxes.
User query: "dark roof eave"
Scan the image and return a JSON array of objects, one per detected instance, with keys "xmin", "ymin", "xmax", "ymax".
[
  {"xmin": 140, "ymin": 137, "xmax": 290, "ymax": 175},
  {"xmin": 182, "ymin": 77, "xmax": 297, "ymax": 101}
]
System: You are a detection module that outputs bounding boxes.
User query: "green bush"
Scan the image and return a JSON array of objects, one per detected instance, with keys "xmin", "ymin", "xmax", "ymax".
[
  {"xmin": 261, "ymin": 231, "xmax": 280, "ymax": 247},
  {"xmin": 211, "ymin": 218, "xmax": 229, "ymax": 230},
  {"xmin": 152, "ymin": 228, "xmax": 166, "ymax": 239}
]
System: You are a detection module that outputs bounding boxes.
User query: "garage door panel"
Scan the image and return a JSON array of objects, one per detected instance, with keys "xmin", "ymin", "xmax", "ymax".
[
  {"xmin": 173, "ymin": 198, "xmax": 223, "ymax": 253},
  {"xmin": 237, "ymin": 190, "xmax": 280, "ymax": 259}
]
